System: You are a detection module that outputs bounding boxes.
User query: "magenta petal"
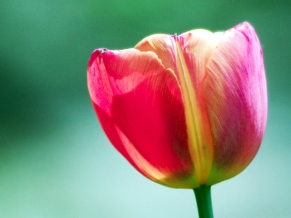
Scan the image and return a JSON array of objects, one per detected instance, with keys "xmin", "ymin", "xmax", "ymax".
[
  {"xmin": 205, "ymin": 22, "xmax": 267, "ymax": 184},
  {"xmin": 88, "ymin": 48, "xmax": 198, "ymax": 187}
]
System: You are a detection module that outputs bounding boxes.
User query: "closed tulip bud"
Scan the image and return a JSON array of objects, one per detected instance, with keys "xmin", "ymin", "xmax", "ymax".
[{"xmin": 87, "ymin": 22, "xmax": 267, "ymax": 189}]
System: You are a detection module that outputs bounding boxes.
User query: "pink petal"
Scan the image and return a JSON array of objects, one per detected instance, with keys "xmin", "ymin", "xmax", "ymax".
[
  {"xmin": 88, "ymin": 48, "xmax": 198, "ymax": 187},
  {"xmin": 205, "ymin": 22, "xmax": 268, "ymax": 184}
]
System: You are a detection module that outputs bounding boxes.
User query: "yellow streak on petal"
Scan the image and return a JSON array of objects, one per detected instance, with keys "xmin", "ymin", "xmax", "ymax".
[
  {"xmin": 115, "ymin": 125, "xmax": 195, "ymax": 188},
  {"xmin": 115, "ymin": 125, "xmax": 165, "ymax": 181},
  {"xmin": 174, "ymin": 39, "xmax": 213, "ymax": 184}
]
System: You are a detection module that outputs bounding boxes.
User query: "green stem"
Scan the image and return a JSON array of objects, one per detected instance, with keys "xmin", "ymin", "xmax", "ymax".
[{"xmin": 193, "ymin": 185, "xmax": 213, "ymax": 218}]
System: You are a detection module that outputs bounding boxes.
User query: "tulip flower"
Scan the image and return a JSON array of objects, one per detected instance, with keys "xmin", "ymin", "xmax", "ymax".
[{"xmin": 87, "ymin": 22, "xmax": 267, "ymax": 218}]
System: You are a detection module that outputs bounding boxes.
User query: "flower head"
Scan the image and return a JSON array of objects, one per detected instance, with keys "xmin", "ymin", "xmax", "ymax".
[{"xmin": 87, "ymin": 22, "xmax": 267, "ymax": 188}]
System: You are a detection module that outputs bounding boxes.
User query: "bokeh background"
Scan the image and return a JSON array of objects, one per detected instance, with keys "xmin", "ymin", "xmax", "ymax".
[{"xmin": 1, "ymin": 0, "xmax": 291, "ymax": 217}]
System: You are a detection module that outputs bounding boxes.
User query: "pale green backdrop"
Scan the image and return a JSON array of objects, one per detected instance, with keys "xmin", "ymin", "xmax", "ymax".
[{"xmin": 1, "ymin": 0, "xmax": 291, "ymax": 217}]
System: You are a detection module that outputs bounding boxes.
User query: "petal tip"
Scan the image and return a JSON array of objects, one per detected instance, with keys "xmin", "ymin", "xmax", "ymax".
[
  {"xmin": 233, "ymin": 22, "xmax": 256, "ymax": 37},
  {"xmin": 234, "ymin": 21, "xmax": 252, "ymax": 30},
  {"xmin": 88, "ymin": 48, "xmax": 108, "ymax": 68}
]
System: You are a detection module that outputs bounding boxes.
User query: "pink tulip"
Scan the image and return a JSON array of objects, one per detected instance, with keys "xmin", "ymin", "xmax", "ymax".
[{"xmin": 87, "ymin": 22, "xmax": 267, "ymax": 188}]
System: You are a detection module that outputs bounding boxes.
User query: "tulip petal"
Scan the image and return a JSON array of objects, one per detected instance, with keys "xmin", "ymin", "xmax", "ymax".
[
  {"xmin": 175, "ymin": 31, "xmax": 220, "ymax": 184},
  {"xmin": 136, "ymin": 32, "xmax": 217, "ymax": 184},
  {"xmin": 135, "ymin": 34, "xmax": 177, "ymax": 73},
  {"xmin": 204, "ymin": 22, "xmax": 267, "ymax": 184},
  {"xmin": 88, "ymin": 48, "xmax": 199, "ymax": 188}
]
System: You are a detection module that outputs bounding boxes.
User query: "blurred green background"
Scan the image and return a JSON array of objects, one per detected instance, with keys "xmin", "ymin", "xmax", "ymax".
[{"xmin": 1, "ymin": 0, "xmax": 291, "ymax": 217}]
